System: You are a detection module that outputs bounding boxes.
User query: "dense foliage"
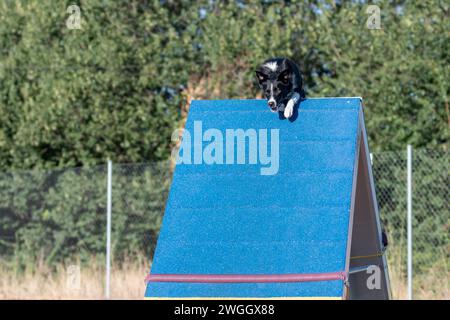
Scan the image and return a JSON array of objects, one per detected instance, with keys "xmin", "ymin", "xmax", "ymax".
[
  {"xmin": 0, "ymin": 162, "xmax": 170, "ymax": 269},
  {"xmin": 0, "ymin": 1, "xmax": 448, "ymax": 268},
  {"xmin": 0, "ymin": 1, "xmax": 448, "ymax": 171}
]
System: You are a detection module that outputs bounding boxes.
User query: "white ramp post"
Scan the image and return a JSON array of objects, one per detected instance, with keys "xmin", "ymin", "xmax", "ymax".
[
  {"xmin": 407, "ymin": 145, "xmax": 413, "ymax": 300},
  {"xmin": 105, "ymin": 159, "xmax": 112, "ymax": 299}
]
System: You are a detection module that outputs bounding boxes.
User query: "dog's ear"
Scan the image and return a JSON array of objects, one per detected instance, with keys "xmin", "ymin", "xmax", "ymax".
[{"xmin": 255, "ymin": 71, "xmax": 267, "ymax": 83}]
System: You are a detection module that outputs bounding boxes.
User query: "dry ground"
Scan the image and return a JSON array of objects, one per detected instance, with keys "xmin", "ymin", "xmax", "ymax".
[
  {"xmin": 0, "ymin": 259, "xmax": 148, "ymax": 300},
  {"xmin": 1, "ymin": 257, "xmax": 448, "ymax": 299}
]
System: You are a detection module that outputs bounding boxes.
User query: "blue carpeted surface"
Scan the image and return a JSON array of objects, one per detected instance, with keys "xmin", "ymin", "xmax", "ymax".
[{"xmin": 145, "ymin": 98, "xmax": 362, "ymax": 298}]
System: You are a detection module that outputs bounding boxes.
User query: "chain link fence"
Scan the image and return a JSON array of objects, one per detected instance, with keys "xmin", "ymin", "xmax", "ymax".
[
  {"xmin": 0, "ymin": 161, "xmax": 171, "ymax": 299},
  {"xmin": 0, "ymin": 148, "xmax": 448, "ymax": 299},
  {"xmin": 0, "ymin": 165, "xmax": 108, "ymax": 299},
  {"xmin": 372, "ymin": 148, "xmax": 449, "ymax": 299}
]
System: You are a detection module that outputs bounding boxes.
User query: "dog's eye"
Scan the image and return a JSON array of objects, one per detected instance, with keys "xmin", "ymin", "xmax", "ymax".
[
  {"xmin": 256, "ymin": 71, "xmax": 267, "ymax": 83},
  {"xmin": 279, "ymin": 72, "xmax": 290, "ymax": 84}
]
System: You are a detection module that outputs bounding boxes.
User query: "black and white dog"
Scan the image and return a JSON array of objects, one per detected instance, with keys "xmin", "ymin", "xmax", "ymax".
[{"xmin": 255, "ymin": 57, "xmax": 305, "ymax": 119}]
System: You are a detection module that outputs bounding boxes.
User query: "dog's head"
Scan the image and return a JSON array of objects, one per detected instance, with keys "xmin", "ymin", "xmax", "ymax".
[{"xmin": 255, "ymin": 58, "xmax": 297, "ymax": 112}]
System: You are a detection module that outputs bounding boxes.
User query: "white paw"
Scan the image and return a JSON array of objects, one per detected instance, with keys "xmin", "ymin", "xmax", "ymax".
[{"xmin": 284, "ymin": 103, "xmax": 294, "ymax": 118}]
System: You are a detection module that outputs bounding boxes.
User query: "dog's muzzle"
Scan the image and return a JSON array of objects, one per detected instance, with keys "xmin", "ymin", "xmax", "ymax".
[{"xmin": 268, "ymin": 99, "xmax": 277, "ymax": 112}]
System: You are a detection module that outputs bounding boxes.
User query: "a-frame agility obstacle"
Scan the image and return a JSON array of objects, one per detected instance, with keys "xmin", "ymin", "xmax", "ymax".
[{"xmin": 145, "ymin": 98, "xmax": 391, "ymax": 299}]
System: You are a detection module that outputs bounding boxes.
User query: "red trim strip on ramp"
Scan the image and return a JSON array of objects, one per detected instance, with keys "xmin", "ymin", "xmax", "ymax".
[{"xmin": 145, "ymin": 272, "xmax": 347, "ymax": 283}]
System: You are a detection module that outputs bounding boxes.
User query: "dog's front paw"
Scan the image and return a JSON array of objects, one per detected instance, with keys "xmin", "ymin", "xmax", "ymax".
[{"xmin": 284, "ymin": 103, "xmax": 294, "ymax": 118}]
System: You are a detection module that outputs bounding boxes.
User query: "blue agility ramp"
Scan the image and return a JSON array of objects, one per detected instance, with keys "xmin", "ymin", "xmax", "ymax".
[{"xmin": 145, "ymin": 98, "xmax": 391, "ymax": 300}]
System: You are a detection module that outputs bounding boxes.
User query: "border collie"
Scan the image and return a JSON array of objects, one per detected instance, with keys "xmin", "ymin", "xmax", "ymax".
[{"xmin": 255, "ymin": 57, "xmax": 305, "ymax": 119}]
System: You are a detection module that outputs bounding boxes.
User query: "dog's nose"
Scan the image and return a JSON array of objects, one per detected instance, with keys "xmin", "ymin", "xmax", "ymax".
[{"xmin": 268, "ymin": 101, "xmax": 275, "ymax": 108}]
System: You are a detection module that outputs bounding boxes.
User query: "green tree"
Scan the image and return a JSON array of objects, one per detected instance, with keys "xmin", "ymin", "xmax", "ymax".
[
  {"xmin": 0, "ymin": 0, "xmax": 448, "ymax": 271},
  {"xmin": 0, "ymin": 0, "xmax": 202, "ymax": 170}
]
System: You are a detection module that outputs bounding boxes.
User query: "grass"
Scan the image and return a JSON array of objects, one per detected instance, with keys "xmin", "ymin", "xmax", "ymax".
[
  {"xmin": 388, "ymin": 265, "xmax": 449, "ymax": 300},
  {"xmin": 386, "ymin": 245, "xmax": 449, "ymax": 300},
  {"xmin": 0, "ymin": 258, "xmax": 149, "ymax": 300},
  {"xmin": 0, "ymin": 253, "xmax": 448, "ymax": 299}
]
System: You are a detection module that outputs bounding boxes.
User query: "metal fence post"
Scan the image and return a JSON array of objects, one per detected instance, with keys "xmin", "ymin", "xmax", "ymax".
[
  {"xmin": 407, "ymin": 145, "xmax": 413, "ymax": 300},
  {"xmin": 106, "ymin": 159, "xmax": 112, "ymax": 299}
]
